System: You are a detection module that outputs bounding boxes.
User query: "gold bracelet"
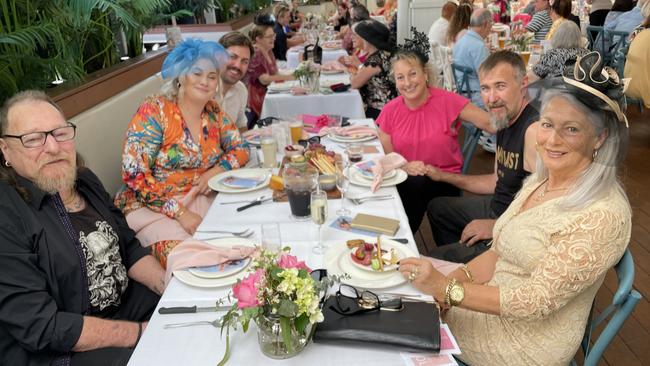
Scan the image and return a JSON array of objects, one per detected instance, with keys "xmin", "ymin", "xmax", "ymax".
[
  {"xmin": 175, "ymin": 207, "xmax": 186, "ymax": 219},
  {"xmin": 459, "ymin": 264, "xmax": 474, "ymax": 283},
  {"xmin": 444, "ymin": 278, "xmax": 454, "ymax": 307}
]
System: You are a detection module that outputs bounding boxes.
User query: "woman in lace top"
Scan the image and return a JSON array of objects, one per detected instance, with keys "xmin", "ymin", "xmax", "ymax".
[
  {"xmin": 399, "ymin": 52, "xmax": 632, "ymax": 365},
  {"xmin": 530, "ymin": 21, "xmax": 588, "ymax": 81},
  {"xmin": 349, "ymin": 19, "xmax": 397, "ymax": 120}
]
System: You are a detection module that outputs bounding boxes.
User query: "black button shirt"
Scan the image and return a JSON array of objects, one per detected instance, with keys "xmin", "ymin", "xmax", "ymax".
[{"xmin": 0, "ymin": 168, "xmax": 149, "ymax": 366}]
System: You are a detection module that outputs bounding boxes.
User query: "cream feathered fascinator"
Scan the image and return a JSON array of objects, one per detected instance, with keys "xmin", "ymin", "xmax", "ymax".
[{"xmin": 562, "ymin": 51, "xmax": 630, "ymax": 127}]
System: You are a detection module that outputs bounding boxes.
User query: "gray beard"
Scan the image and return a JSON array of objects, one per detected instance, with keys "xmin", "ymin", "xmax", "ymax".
[
  {"xmin": 489, "ymin": 111, "xmax": 510, "ymax": 131},
  {"xmin": 35, "ymin": 166, "xmax": 77, "ymax": 195}
]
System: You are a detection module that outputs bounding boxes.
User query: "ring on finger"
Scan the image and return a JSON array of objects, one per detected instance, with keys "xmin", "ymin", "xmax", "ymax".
[{"xmin": 408, "ymin": 271, "xmax": 416, "ymax": 282}]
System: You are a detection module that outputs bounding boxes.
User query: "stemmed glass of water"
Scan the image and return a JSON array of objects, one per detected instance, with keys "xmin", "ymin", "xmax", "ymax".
[
  {"xmin": 311, "ymin": 189, "xmax": 328, "ymax": 254},
  {"xmin": 335, "ymin": 160, "xmax": 350, "ymax": 216}
]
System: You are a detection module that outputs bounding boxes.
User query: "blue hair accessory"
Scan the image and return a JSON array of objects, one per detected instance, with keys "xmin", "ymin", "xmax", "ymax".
[{"xmin": 161, "ymin": 38, "xmax": 229, "ymax": 80}]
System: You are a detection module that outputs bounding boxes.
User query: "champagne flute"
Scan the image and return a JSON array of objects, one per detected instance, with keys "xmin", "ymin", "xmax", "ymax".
[
  {"xmin": 335, "ymin": 160, "xmax": 351, "ymax": 216},
  {"xmin": 311, "ymin": 189, "xmax": 328, "ymax": 254}
]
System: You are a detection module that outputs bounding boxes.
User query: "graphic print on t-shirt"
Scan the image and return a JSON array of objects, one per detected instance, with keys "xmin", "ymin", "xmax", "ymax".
[{"xmin": 77, "ymin": 220, "xmax": 128, "ymax": 311}]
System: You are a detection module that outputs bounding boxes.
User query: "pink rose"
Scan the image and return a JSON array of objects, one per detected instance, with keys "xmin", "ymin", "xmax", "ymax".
[
  {"xmin": 233, "ymin": 269, "xmax": 264, "ymax": 309},
  {"xmin": 278, "ymin": 254, "xmax": 311, "ymax": 272}
]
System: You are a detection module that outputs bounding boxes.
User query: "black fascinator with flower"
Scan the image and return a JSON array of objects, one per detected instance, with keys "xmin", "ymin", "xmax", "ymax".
[
  {"xmin": 398, "ymin": 27, "xmax": 431, "ymax": 64},
  {"xmin": 562, "ymin": 51, "xmax": 629, "ymax": 127}
]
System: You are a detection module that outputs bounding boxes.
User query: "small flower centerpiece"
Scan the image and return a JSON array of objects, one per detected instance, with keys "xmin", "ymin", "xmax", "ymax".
[
  {"xmin": 218, "ymin": 249, "xmax": 331, "ymax": 364},
  {"xmin": 508, "ymin": 23, "xmax": 534, "ymax": 52},
  {"xmin": 294, "ymin": 60, "xmax": 321, "ymax": 93}
]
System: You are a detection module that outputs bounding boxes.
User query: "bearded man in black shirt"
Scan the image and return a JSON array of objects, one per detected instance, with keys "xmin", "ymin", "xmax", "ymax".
[
  {"xmin": 425, "ymin": 51, "xmax": 540, "ymax": 263},
  {"xmin": 0, "ymin": 90, "xmax": 165, "ymax": 366}
]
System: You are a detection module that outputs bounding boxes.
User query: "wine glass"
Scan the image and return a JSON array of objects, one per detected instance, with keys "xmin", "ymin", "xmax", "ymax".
[
  {"xmin": 311, "ymin": 189, "xmax": 328, "ymax": 254},
  {"xmin": 335, "ymin": 160, "xmax": 351, "ymax": 217}
]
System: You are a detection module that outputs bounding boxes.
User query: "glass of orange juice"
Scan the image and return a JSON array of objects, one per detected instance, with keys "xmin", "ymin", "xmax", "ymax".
[{"xmin": 289, "ymin": 120, "xmax": 303, "ymax": 144}]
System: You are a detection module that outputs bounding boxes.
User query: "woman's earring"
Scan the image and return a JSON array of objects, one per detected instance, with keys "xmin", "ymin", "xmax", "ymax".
[
  {"xmin": 4, "ymin": 160, "xmax": 10, "ymax": 167},
  {"xmin": 592, "ymin": 149, "xmax": 599, "ymax": 160}
]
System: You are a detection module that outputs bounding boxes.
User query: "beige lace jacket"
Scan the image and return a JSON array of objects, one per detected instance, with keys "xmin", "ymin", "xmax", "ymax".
[{"xmin": 446, "ymin": 180, "xmax": 631, "ymax": 366}]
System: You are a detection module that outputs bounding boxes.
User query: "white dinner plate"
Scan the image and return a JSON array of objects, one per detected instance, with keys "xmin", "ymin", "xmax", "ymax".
[
  {"xmin": 321, "ymin": 68, "xmax": 345, "ymax": 75},
  {"xmin": 173, "ymin": 237, "xmax": 256, "ymax": 288},
  {"xmin": 208, "ymin": 168, "xmax": 271, "ymax": 193},
  {"xmin": 188, "ymin": 257, "xmax": 251, "ymax": 279},
  {"xmin": 349, "ymin": 168, "xmax": 407, "ymax": 188},
  {"xmin": 353, "ymin": 160, "xmax": 397, "ymax": 181},
  {"xmin": 324, "ymin": 239, "xmax": 418, "ymax": 289},
  {"xmin": 348, "ymin": 240, "xmax": 403, "ymax": 273},
  {"xmin": 244, "ymin": 134, "xmax": 261, "ymax": 146},
  {"xmin": 327, "ymin": 133, "xmax": 377, "ymax": 143}
]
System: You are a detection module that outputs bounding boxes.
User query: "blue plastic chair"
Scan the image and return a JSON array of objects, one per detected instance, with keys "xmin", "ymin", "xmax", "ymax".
[
  {"xmin": 451, "ymin": 63, "xmax": 483, "ymax": 174},
  {"xmin": 586, "ymin": 25, "xmax": 605, "ymax": 51},
  {"xmin": 604, "ymin": 30, "xmax": 630, "ymax": 66},
  {"xmin": 571, "ymin": 248, "xmax": 643, "ymax": 366}
]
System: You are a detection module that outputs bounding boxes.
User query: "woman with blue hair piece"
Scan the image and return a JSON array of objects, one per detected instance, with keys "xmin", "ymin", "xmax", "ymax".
[{"xmin": 114, "ymin": 38, "xmax": 249, "ymax": 267}]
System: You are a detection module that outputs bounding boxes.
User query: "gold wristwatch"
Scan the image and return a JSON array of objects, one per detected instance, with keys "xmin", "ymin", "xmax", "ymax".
[{"xmin": 444, "ymin": 278, "xmax": 465, "ymax": 307}]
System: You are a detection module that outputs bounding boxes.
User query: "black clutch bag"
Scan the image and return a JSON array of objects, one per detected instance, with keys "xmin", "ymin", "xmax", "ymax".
[{"xmin": 313, "ymin": 297, "xmax": 441, "ymax": 352}]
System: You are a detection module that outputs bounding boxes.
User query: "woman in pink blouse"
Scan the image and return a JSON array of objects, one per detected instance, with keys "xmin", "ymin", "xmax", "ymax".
[
  {"xmin": 245, "ymin": 13, "xmax": 295, "ymax": 122},
  {"xmin": 377, "ymin": 50, "xmax": 490, "ymax": 233}
]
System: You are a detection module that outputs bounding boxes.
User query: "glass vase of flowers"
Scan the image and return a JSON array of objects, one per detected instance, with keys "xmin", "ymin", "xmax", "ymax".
[
  {"xmin": 294, "ymin": 60, "xmax": 321, "ymax": 94},
  {"xmin": 507, "ymin": 23, "xmax": 533, "ymax": 53},
  {"xmin": 218, "ymin": 249, "xmax": 335, "ymax": 364}
]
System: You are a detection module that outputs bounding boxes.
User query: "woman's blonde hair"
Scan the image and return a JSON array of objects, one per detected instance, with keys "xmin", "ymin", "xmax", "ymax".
[{"xmin": 390, "ymin": 51, "xmax": 438, "ymax": 88}]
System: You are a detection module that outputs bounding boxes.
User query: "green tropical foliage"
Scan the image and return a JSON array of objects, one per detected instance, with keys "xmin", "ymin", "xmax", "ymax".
[{"xmin": 0, "ymin": 0, "xmax": 178, "ymax": 104}]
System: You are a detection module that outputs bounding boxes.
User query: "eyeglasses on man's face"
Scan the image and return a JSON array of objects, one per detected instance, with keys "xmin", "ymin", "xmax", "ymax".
[{"xmin": 1, "ymin": 123, "xmax": 76, "ymax": 148}]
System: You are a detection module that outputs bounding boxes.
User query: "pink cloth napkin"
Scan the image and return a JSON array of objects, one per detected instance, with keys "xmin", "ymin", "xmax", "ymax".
[
  {"xmin": 319, "ymin": 125, "xmax": 377, "ymax": 138},
  {"xmin": 321, "ymin": 60, "xmax": 346, "ymax": 72},
  {"xmin": 125, "ymin": 187, "xmax": 214, "ymax": 247},
  {"xmin": 302, "ymin": 114, "xmax": 339, "ymax": 133},
  {"xmin": 370, "ymin": 152, "xmax": 407, "ymax": 192},
  {"xmin": 427, "ymin": 256, "xmax": 462, "ymax": 275},
  {"xmin": 164, "ymin": 240, "xmax": 257, "ymax": 286}
]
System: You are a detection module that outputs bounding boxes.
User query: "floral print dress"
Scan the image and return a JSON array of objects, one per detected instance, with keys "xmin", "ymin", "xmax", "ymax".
[
  {"xmin": 114, "ymin": 95, "xmax": 249, "ymax": 219},
  {"xmin": 359, "ymin": 50, "xmax": 397, "ymax": 112}
]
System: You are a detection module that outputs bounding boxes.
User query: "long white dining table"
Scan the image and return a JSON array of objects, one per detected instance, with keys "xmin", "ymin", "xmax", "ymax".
[
  {"xmin": 127, "ymin": 119, "xmax": 432, "ymax": 366},
  {"xmin": 260, "ymin": 73, "xmax": 365, "ymax": 120}
]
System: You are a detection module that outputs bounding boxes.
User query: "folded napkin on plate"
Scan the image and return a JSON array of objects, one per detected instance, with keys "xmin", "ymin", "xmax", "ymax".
[
  {"xmin": 370, "ymin": 152, "xmax": 407, "ymax": 192},
  {"xmin": 242, "ymin": 129, "xmax": 262, "ymax": 139},
  {"xmin": 302, "ymin": 114, "xmax": 339, "ymax": 133},
  {"xmin": 320, "ymin": 60, "xmax": 346, "ymax": 72},
  {"xmin": 165, "ymin": 240, "xmax": 256, "ymax": 286},
  {"xmin": 291, "ymin": 86, "xmax": 309, "ymax": 95},
  {"xmin": 318, "ymin": 125, "xmax": 377, "ymax": 138}
]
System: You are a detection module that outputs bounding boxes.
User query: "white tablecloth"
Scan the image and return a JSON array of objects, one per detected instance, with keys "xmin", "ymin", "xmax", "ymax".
[
  {"xmin": 286, "ymin": 48, "xmax": 349, "ymax": 69},
  {"xmin": 128, "ymin": 119, "xmax": 427, "ymax": 366},
  {"xmin": 260, "ymin": 74, "xmax": 365, "ymax": 119}
]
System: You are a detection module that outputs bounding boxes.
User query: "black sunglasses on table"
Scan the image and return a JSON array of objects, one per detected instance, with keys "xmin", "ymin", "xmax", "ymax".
[
  {"xmin": 255, "ymin": 116, "xmax": 279, "ymax": 128},
  {"xmin": 298, "ymin": 135, "xmax": 321, "ymax": 148},
  {"xmin": 330, "ymin": 284, "xmax": 403, "ymax": 316}
]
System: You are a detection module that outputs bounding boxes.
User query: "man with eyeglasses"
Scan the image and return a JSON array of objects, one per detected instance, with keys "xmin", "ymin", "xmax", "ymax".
[
  {"xmin": 0, "ymin": 90, "xmax": 165, "ymax": 366},
  {"xmin": 217, "ymin": 31, "xmax": 253, "ymax": 131}
]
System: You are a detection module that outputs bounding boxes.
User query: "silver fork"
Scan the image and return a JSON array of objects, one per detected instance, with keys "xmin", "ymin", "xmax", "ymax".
[
  {"xmin": 194, "ymin": 229, "xmax": 254, "ymax": 237},
  {"xmin": 349, "ymin": 195, "xmax": 394, "ymax": 205}
]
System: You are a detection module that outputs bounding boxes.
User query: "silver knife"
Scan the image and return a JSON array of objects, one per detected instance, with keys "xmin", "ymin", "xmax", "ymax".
[{"xmin": 158, "ymin": 305, "xmax": 233, "ymax": 314}]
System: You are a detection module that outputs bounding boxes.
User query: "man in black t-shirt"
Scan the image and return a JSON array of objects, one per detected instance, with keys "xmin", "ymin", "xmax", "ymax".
[
  {"xmin": 0, "ymin": 91, "xmax": 165, "ymax": 366},
  {"xmin": 424, "ymin": 51, "xmax": 540, "ymax": 263}
]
